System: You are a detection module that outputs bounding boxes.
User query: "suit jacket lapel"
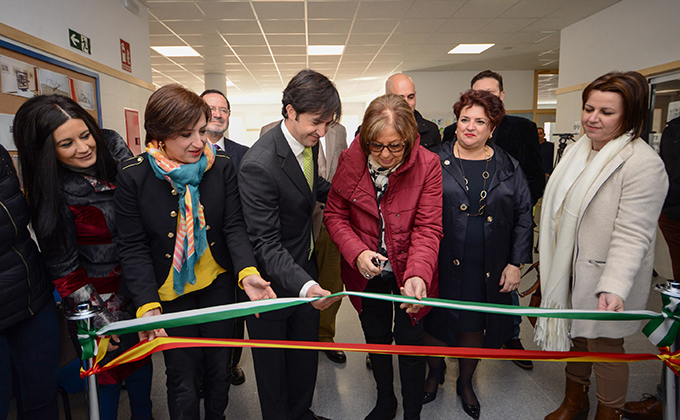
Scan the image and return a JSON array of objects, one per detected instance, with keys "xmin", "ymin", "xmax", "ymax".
[{"xmin": 274, "ymin": 129, "xmax": 314, "ymax": 206}]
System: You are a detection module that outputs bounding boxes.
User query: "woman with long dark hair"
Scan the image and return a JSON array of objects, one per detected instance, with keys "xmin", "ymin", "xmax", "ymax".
[{"xmin": 13, "ymin": 94, "xmax": 154, "ymax": 420}]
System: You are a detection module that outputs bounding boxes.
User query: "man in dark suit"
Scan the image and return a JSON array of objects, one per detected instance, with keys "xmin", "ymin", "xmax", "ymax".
[
  {"xmin": 239, "ymin": 69, "xmax": 342, "ymax": 420},
  {"xmin": 200, "ymin": 88, "xmax": 250, "ymax": 386},
  {"xmin": 471, "ymin": 70, "xmax": 545, "ymax": 371},
  {"xmin": 201, "ymin": 89, "xmax": 249, "ymax": 167}
]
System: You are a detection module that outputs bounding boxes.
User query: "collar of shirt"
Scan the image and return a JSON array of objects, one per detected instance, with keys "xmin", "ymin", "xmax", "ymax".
[{"xmin": 281, "ymin": 119, "xmax": 306, "ymax": 171}]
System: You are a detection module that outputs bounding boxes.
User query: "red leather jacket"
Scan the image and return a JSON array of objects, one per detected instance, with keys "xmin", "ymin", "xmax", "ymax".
[{"xmin": 325, "ymin": 135, "xmax": 443, "ymax": 322}]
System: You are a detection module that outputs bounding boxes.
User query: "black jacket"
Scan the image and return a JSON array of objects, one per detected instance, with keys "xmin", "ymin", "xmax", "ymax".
[
  {"xmin": 436, "ymin": 141, "xmax": 533, "ymax": 347},
  {"xmin": 114, "ymin": 151, "xmax": 257, "ymax": 310},
  {"xmin": 414, "ymin": 110, "xmax": 441, "ymax": 150},
  {"xmin": 492, "ymin": 115, "xmax": 545, "ymax": 205},
  {"xmin": 239, "ymin": 125, "xmax": 330, "ymax": 300},
  {"xmin": 661, "ymin": 116, "xmax": 680, "ymax": 220},
  {"xmin": 0, "ymin": 145, "xmax": 52, "ymax": 330},
  {"xmin": 221, "ymin": 137, "xmax": 249, "ymax": 169}
]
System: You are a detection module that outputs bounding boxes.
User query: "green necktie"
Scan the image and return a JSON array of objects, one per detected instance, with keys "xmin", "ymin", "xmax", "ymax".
[{"xmin": 303, "ymin": 147, "xmax": 314, "ymax": 258}]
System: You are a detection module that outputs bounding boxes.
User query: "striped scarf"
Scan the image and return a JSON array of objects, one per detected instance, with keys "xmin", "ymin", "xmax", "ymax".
[
  {"xmin": 367, "ymin": 155, "xmax": 402, "ymax": 273},
  {"xmin": 146, "ymin": 140, "xmax": 216, "ymax": 295}
]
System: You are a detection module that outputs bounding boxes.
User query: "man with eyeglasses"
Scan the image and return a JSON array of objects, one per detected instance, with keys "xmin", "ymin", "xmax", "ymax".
[
  {"xmin": 200, "ymin": 89, "xmax": 250, "ymax": 386},
  {"xmin": 201, "ymin": 89, "xmax": 249, "ymax": 168}
]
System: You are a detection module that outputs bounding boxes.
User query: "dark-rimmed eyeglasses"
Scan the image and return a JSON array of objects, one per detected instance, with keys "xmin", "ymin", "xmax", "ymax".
[{"xmin": 368, "ymin": 142, "xmax": 405, "ymax": 153}]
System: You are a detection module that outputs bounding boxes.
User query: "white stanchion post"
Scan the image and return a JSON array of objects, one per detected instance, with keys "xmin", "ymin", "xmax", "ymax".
[
  {"xmin": 654, "ymin": 279, "xmax": 680, "ymax": 420},
  {"xmin": 65, "ymin": 302, "xmax": 103, "ymax": 420}
]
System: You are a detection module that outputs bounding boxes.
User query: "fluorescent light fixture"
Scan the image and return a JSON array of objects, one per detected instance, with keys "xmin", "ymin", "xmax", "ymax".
[
  {"xmin": 151, "ymin": 46, "xmax": 200, "ymax": 57},
  {"xmin": 307, "ymin": 45, "xmax": 344, "ymax": 56},
  {"xmin": 448, "ymin": 44, "xmax": 494, "ymax": 54}
]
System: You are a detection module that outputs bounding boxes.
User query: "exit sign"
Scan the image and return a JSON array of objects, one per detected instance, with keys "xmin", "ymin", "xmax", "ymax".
[{"xmin": 69, "ymin": 29, "xmax": 91, "ymax": 55}]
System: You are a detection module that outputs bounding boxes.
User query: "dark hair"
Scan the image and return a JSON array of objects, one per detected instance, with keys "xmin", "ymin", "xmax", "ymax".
[
  {"xmin": 281, "ymin": 69, "xmax": 341, "ymax": 124},
  {"xmin": 582, "ymin": 71, "xmax": 649, "ymax": 139},
  {"xmin": 13, "ymin": 94, "xmax": 118, "ymax": 248},
  {"xmin": 200, "ymin": 89, "xmax": 230, "ymax": 111},
  {"xmin": 453, "ymin": 90, "xmax": 506, "ymax": 143},
  {"xmin": 471, "ymin": 70, "xmax": 504, "ymax": 92},
  {"xmin": 145, "ymin": 84, "xmax": 211, "ymax": 144},
  {"xmin": 359, "ymin": 94, "xmax": 417, "ymax": 157}
]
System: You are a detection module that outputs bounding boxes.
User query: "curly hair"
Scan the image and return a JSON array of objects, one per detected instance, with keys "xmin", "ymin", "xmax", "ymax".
[
  {"xmin": 453, "ymin": 89, "xmax": 506, "ymax": 132},
  {"xmin": 359, "ymin": 94, "xmax": 418, "ymax": 157}
]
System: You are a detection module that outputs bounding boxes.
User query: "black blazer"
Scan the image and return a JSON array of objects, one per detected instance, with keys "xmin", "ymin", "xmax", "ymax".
[
  {"xmin": 221, "ymin": 137, "xmax": 249, "ymax": 169},
  {"xmin": 114, "ymin": 151, "xmax": 257, "ymax": 310},
  {"xmin": 492, "ymin": 115, "xmax": 545, "ymax": 205},
  {"xmin": 239, "ymin": 124, "xmax": 331, "ymax": 299}
]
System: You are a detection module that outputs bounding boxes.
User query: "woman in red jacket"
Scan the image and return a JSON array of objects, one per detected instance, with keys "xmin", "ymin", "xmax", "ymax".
[{"xmin": 325, "ymin": 94, "xmax": 443, "ymax": 420}]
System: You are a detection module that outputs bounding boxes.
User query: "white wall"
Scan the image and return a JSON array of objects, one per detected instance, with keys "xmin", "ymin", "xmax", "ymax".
[
  {"xmin": 0, "ymin": 0, "xmax": 151, "ymax": 83},
  {"xmin": 0, "ymin": 0, "xmax": 153, "ymax": 136},
  {"xmin": 408, "ymin": 70, "xmax": 536, "ymax": 127},
  {"xmin": 555, "ymin": 0, "xmax": 680, "ymax": 133}
]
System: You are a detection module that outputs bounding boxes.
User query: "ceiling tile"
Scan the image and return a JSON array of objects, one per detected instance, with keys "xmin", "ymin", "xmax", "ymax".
[
  {"xmin": 308, "ymin": 19, "xmax": 354, "ymax": 34},
  {"xmin": 214, "ymin": 20, "xmax": 262, "ymax": 34},
  {"xmin": 270, "ymin": 46, "xmax": 307, "ymax": 55},
  {"xmin": 308, "ymin": 2, "xmax": 360, "ymax": 19},
  {"xmin": 436, "ymin": 18, "xmax": 494, "ymax": 33},
  {"xmin": 163, "ymin": 20, "xmax": 211, "ymax": 35},
  {"xmin": 220, "ymin": 34, "xmax": 267, "ymax": 46},
  {"xmin": 259, "ymin": 19, "xmax": 306, "ymax": 33},
  {"xmin": 396, "ymin": 18, "xmax": 447, "ymax": 33},
  {"xmin": 252, "ymin": 1, "xmax": 305, "ymax": 19},
  {"xmin": 149, "ymin": 21, "xmax": 173, "ymax": 35},
  {"xmin": 232, "ymin": 46, "xmax": 272, "ymax": 55},
  {"xmin": 195, "ymin": 2, "xmax": 257, "ymax": 19},
  {"xmin": 405, "ymin": 1, "xmax": 466, "ymax": 19},
  {"xmin": 267, "ymin": 34, "xmax": 307, "ymax": 46},
  {"xmin": 501, "ymin": 0, "xmax": 565, "ymax": 18},
  {"xmin": 352, "ymin": 19, "xmax": 399, "ymax": 34},
  {"xmin": 309, "ymin": 34, "xmax": 350, "ymax": 44},
  {"xmin": 482, "ymin": 18, "xmax": 537, "ymax": 32},
  {"xmin": 387, "ymin": 33, "xmax": 432, "ymax": 44},
  {"xmin": 453, "ymin": 0, "xmax": 519, "ymax": 18},
  {"xmin": 357, "ymin": 1, "xmax": 413, "ymax": 19},
  {"xmin": 521, "ymin": 17, "xmax": 580, "ymax": 32},
  {"xmin": 347, "ymin": 33, "xmax": 389, "ymax": 45}
]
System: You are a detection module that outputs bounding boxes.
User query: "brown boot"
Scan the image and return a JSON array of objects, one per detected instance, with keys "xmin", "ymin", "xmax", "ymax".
[
  {"xmin": 545, "ymin": 378, "xmax": 590, "ymax": 420},
  {"xmin": 594, "ymin": 403, "xmax": 623, "ymax": 420}
]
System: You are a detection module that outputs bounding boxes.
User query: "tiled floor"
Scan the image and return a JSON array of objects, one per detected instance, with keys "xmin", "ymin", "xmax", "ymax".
[{"xmin": 13, "ymin": 268, "xmax": 666, "ymax": 420}]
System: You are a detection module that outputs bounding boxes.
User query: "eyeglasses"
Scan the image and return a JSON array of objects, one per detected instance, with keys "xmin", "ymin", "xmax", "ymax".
[{"xmin": 368, "ymin": 142, "xmax": 405, "ymax": 153}]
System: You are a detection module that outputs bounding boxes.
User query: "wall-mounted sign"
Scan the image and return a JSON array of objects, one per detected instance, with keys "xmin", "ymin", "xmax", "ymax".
[
  {"xmin": 120, "ymin": 39, "xmax": 132, "ymax": 73},
  {"xmin": 69, "ymin": 29, "xmax": 91, "ymax": 55}
]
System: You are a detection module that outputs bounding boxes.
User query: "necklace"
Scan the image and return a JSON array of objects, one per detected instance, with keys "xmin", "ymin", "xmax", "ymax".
[{"xmin": 455, "ymin": 143, "xmax": 491, "ymax": 217}]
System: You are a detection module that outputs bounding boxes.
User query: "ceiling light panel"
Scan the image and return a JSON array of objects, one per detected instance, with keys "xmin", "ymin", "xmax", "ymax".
[
  {"xmin": 308, "ymin": 45, "xmax": 345, "ymax": 56},
  {"xmin": 151, "ymin": 46, "xmax": 201, "ymax": 57},
  {"xmin": 448, "ymin": 43, "xmax": 495, "ymax": 54}
]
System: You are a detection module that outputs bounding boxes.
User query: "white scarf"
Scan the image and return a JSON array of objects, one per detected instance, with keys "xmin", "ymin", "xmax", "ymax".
[{"xmin": 535, "ymin": 132, "xmax": 633, "ymax": 351}]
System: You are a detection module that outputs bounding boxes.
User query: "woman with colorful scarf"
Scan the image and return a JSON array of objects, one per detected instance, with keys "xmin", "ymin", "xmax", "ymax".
[
  {"xmin": 538, "ymin": 72, "xmax": 668, "ymax": 420},
  {"xmin": 13, "ymin": 95, "xmax": 153, "ymax": 420},
  {"xmin": 325, "ymin": 94, "xmax": 443, "ymax": 420},
  {"xmin": 115, "ymin": 84, "xmax": 275, "ymax": 420}
]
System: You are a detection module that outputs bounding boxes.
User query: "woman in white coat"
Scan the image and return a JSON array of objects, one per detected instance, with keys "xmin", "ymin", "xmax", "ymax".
[{"xmin": 538, "ymin": 71, "xmax": 668, "ymax": 420}]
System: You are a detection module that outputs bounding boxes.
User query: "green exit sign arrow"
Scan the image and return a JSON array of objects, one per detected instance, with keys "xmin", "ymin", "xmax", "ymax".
[{"xmin": 69, "ymin": 29, "xmax": 91, "ymax": 55}]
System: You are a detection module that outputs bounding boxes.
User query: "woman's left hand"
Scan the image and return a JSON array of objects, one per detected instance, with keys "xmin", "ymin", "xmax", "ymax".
[
  {"xmin": 597, "ymin": 292, "xmax": 624, "ymax": 312},
  {"xmin": 242, "ymin": 274, "xmax": 277, "ymax": 301},
  {"xmin": 499, "ymin": 264, "xmax": 521, "ymax": 293},
  {"xmin": 400, "ymin": 276, "xmax": 427, "ymax": 314}
]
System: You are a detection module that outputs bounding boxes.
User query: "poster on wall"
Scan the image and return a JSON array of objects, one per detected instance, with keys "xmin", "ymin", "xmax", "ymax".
[
  {"xmin": 38, "ymin": 68, "xmax": 70, "ymax": 97},
  {"xmin": 0, "ymin": 55, "xmax": 37, "ymax": 98},
  {"xmin": 0, "ymin": 113, "xmax": 16, "ymax": 151},
  {"xmin": 69, "ymin": 79, "xmax": 95, "ymax": 110}
]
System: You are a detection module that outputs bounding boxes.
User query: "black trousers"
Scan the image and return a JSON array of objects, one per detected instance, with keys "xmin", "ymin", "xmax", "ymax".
[
  {"xmin": 360, "ymin": 273, "xmax": 426, "ymax": 420},
  {"xmin": 247, "ymin": 303, "xmax": 320, "ymax": 420},
  {"xmin": 162, "ymin": 275, "xmax": 234, "ymax": 420}
]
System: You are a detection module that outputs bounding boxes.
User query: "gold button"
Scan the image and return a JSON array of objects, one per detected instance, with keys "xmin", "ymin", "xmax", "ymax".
[
  {"xmin": 167, "ymin": 232, "xmax": 174, "ymax": 238},
  {"xmin": 210, "ymin": 241, "xmax": 216, "ymax": 246},
  {"xmin": 485, "ymin": 272, "xmax": 490, "ymax": 278},
  {"xmin": 453, "ymin": 259, "xmax": 460, "ymax": 266},
  {"xmin": 137, "ymin": 157, "xmax": 143, "ymax": 162},
  {"xmin": 460, "ymin": 203, "xmax": 468, "ymax": 211},
  {"xmin": 171, "ymin": 189, "xmax": 177, "ymax": 196},
  {"xmin": 486, "ymin": 216, "xmax": 493, "ymax": 222},
  {"xmin": 444, "ymin": 160, "xmax": 450, "ymax": 166},
  {"xmin": 170, "ymin": 211, "xmax": 177, "ymax": 217},
  {"xmin": 206, "ymin": 225, "xmax": 211, "ymax": 231},
  {"xmin": 165, "ymin": 253, "xmax": 172, "ymax": 259},
  {"xmin": 200, "ymin": 204, "xmax": 204, "ymax": 210}
]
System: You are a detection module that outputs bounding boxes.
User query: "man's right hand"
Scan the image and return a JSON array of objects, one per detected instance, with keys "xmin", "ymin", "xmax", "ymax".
[{"xmin": 306, "ymin": 284, "xmax": 343, "ymax": 310}]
